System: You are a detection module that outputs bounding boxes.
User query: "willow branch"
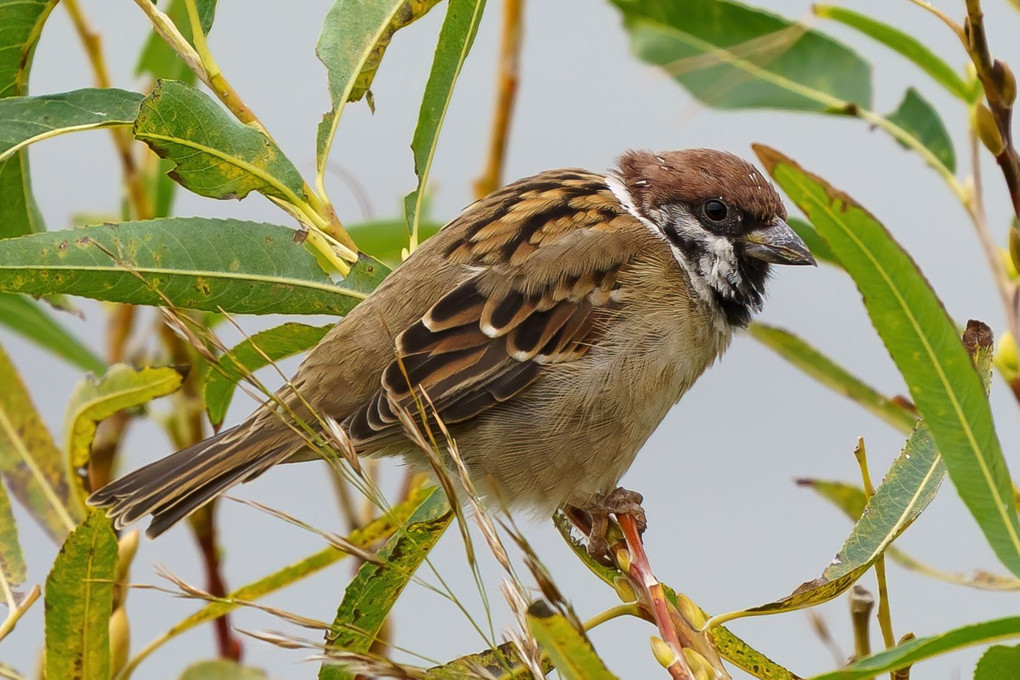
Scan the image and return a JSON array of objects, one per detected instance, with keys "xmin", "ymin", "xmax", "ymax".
[
  {"xmin": 964, "ymin": 0, "xmax": 1020, "ymax": 221},
  {"xmin": 474, "ymin": 0, "xmax": 524, "ymax": 198}
]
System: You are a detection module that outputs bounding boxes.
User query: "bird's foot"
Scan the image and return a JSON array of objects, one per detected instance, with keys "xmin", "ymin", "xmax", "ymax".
[{"xmin": 580, "ymin": 487, "xmax": 646, "ymax": 560}]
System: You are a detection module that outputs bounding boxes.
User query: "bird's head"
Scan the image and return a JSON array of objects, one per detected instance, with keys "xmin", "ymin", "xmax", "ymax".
[{"xmin": 613, "ymin": 148, "xmax": 814, "ymax": 327}]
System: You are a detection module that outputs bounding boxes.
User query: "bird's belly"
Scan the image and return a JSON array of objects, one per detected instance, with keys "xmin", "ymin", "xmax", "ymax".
[{"xmin": 449, "ymin": 317, "xmax": 730, "ymax": 515}]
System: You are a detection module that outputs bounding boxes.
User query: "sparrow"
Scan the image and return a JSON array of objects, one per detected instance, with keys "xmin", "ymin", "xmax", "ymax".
[{"xmin": 89, "ymin": 148, "xmax": 813, "ymax": 552}]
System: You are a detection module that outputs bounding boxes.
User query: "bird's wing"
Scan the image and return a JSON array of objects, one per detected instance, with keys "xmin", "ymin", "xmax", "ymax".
[{"xmin": 344, "ymin": 170, "xmax": 650, "ymax": 444}]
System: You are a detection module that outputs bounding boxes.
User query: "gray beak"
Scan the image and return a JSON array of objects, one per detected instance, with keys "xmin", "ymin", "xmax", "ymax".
[{"xmin": 741, "ymin": 219, "xmax": 816, "ymax": 266}]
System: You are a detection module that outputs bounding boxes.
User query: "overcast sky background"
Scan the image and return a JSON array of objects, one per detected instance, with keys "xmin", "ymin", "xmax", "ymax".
[{"xmin": 5, "ymin": 1, "xmax": 1020, "ymax": 678}]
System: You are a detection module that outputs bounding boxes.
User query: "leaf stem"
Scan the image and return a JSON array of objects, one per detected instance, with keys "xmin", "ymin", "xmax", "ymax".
[
  {"xmin": 854, "ymin": 439, "xmax": 897, "ymax": 653},
  {"xmin": 583, "ymin": 603, "xmax": 641, "ymax": 631},
  {"xmin": 474, "ymin": 0, "xmax": 523, "ymax": 199},
  {"xmin": 0, "ymin": 585, "xmax": 40, "ymax": 643}
]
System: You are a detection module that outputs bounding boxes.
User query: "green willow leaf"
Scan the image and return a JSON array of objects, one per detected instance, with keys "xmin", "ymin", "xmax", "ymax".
[
  {"xmin": 0, "ymin": 481, "xmax": 26, "ymax": 587},
  {"xmin": 44, "ymin": 512, "xmax": 118, "ymax": 680},
  {"xmin": 813, "ymin": 5, "xmax": 975, "ymax": 102},
  {"xmin": 133, "ymin": 80, "xmax": 306, "ymax": 203},
  {"xmin": 315, "ymin": 0, "xmax": 441, "ymax": 177},
  {"xmin": 404, "ymin": 0, "xmax": 487, "ymax": 245},
  {"xmin": 611, "ymin": 0, "xmax": 871, "ymax": 112},
  {"xmin": 0, "ymin": 293, "xmax": 104, "ymax": 373},
  {"xmin": 974, "ymin": 645, "xmax": 1020, "ymax": 680},
  {"xmin": 748, "ymin": 323, "xmax": 916, "ymax": 433},
  {"xmin": 711, "ymin": 426, "xmax": 943, "ymax": 626},
  {"xmin": 800, "ymin": 478, "xmax": 1020, "ymax": 591},
  {"xmin": 178, "ymin": 659, "xmax": 269, "ymax": 680},
  {"xmin": 124, "ymin": 486, "xmax": 438, "ymax": 678},
  {"xmin": 810, "ymin": 617, "xmax": 1020, "ymax": 680},
  {"xmin": 756, "ymin": 145, "xmax": 1020, "ymax": 578},
  {"xmin": 0, "ymin": 89, "xmax": 144, "ymax": 163},
  {"xmin": 526, "ymin": 601, "xmax": 617, "ymax": 680},
  {"xmin": 887, "ymin": 88, "xmax": 956, "ymax": 173},
  {"xmin": 319, "ymin": 490, "xmax": 454, "ymax": 680},
  {"xmin": 204, "ymin": 322, "xmax": 332, "ymax": 427},
  {"xmin": 0, "ymin": 0, "xmax": 59, "ymax": 238},
  {"xmin": 64, "ymin": 365, "xmax": 183, "ymax": 511},
  {"xmin": 0, "ymin": 218, "xmax": 389, "ymax": 315},
  {"xmin": 0, "ymin": 342, "xmax": 79, "ymax": 541}
]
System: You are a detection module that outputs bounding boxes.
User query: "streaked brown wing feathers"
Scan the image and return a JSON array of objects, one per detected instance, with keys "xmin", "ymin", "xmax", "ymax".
[{"xmin": 345, "ymin": 169, "xmax": 644, "ymax": 445}]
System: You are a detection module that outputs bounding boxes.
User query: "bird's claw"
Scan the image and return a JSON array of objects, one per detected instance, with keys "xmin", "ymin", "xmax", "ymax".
[{"xmin": 582, "ymin": 487, "xmax": 646, "ymax": 560}]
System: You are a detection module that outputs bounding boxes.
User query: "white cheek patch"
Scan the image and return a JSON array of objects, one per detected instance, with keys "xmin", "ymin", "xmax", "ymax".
[{"xmin": 604, "ymin": 174, "xmax": 753, "ymax": 313}]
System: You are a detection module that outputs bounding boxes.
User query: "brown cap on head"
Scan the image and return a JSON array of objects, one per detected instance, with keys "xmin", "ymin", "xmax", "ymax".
[{"xmin": 617, "ymin": 149, "xmax": 787, "ymax": 226}]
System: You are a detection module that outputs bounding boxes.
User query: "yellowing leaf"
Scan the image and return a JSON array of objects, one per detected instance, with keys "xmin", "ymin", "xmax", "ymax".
[
  {"xmin": 0, "ymin": 342, "xmax": 78, "ymax": 541},
  {"xmin": 44, "ymin": 512, "xmax": 118, "ymax": 680},
  {"xmin": 63, "ymin": 365, "xmax": 183, "ymax": 511}
]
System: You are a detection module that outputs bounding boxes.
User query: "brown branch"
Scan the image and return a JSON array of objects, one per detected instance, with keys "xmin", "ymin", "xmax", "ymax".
[
  {"xmin": 474, "ymin": 0, "xmax": 524, "ymax": 199},
  {"xmin": 965, "ymin": 0, "xmax": 1020, "ymax": 221},
  {"xmin": 64, "ymin": 0, "xmax": 154, "ymax": 222},
  {"xmin": 160, "ymin": 321, "xmax": 243, "ymax": 661}
]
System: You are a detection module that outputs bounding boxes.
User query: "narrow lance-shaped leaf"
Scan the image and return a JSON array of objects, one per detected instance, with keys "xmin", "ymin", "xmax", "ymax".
[
  {"xmin": 0, "ymin": 293, "xmax": 105, "ymax": 373},
  {"xmin": 133, "ymin": 80, "xmax": 307, "ymax": 204},
  {"xmin": 0, "ymin": 0, "xmax": 59, "ymax": 238},
  {"xmin": 204, "ymin": 323, "xmax": 332, "ymax": 427},
  {"xmin": 886, "ymin": 88, "xmax": 956, "ymax": 173},
  {"xmin": 44, "ymin": 512, "xmax": 118, "ymax": 680},
  {"xmin": 756, "ymin": 144, "xmax": 1020, "ymax": 577},
  {"xmin": 123, "ymin": 486, "xmax": 438, "ymax": 677},
  {"xmin": 810, "ymin": 616, "xmax": 1020, "ymax": 680},
  {"xmin": 0, "ymin": 89, "xmax": 144, "ymax": 163},
  {"xmin": 319, "ymin": 490, "xmax": 454, "ymax": 680},
  {"xmin": 748, "ymin": 322, "xmax": 916, "ymax": 433},
  {"xmin": 0, "ymin": 342, "xmax": 79, "ymax": 541},
  {"xmin": 0, "ymin": 218, "xmax": 389, "ymax": 315},
  {"xmin": 610, "ymin": 0, "xmax": 872, "ymax": 112},
  {"xmin": 799, "ymin": 477, "xmax": 1020, "ymax": 591},
  {"xmin": 974, "ymin": 645, "xmax": 1020, "ymax": 680},
  {"xmin": 813, "ymin": 5, "xmax": 976, "ymax": 103},
  {"xmin": 526, "ymin": 601, "xmax": 618, "ymax": 680},
  {"xmin": 405, "ymin": 0, "xmax": 488, "ymax": 245},
  {"xmin": 64, "ymin": 365, "xmax": 183, "ymax": 511},
  {"xmin": 709, "ymin": 427, "xmax": 944, "ymax": 626},
  {"xmin": 315, "ymin": 0, "xmax": 442, "ymax": 180},
  {"xmin": 0, "ymin": 481, "xmax": 26, "ymax": 588},
  {"xmin": 712, "ymin": 324, "xmax": 994, "ymax": 625}
]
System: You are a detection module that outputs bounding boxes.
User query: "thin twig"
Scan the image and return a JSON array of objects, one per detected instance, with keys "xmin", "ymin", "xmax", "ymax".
[
  {"xmin": 64, "ymin": 0, "xmax": 154, "ymax": 221},
  {"xmin": 854, "ymin": 439, "xmax": 896, "ymax": 653},
  {"xmin": 964, "ymin": 0, "xmax": 1020, "ymax": 221},
  {"xmin": 474, "ymin": 0, "xmax": 524, "ymax": 198}
]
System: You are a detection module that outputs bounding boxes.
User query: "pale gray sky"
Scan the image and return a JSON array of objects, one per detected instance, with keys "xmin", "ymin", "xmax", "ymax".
[{"xmin": 5, "ymin": 1, "xmax": 1020, "ymax": 678}]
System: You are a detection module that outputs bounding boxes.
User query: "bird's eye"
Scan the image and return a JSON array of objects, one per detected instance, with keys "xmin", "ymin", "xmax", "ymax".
[{"xmin": 703, "ymin": 199, "xmax": 728, "ymax": 222}]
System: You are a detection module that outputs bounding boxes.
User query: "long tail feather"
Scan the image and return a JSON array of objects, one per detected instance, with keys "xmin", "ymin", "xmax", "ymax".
[{"xmin": 89, "ymin": 423, "xmax": 296, "ymax": 538}]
